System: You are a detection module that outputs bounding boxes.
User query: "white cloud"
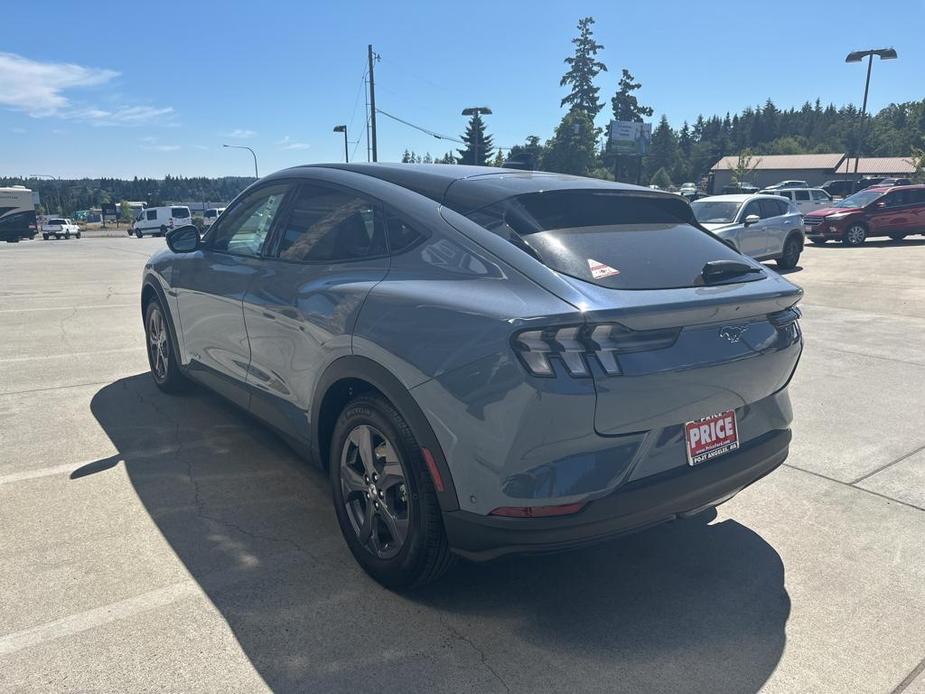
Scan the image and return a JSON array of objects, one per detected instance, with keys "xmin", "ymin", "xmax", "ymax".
[
  {"xmin": 277, "ymin": 135, "xmax": 310, "ymax": 150},
  {"xmin": 225, "ymin": 128, "xmax": 256, "ymax": 139},
  {"xmin": 141, "ymin": 143, "xmax": 181, "ymax": 151},
  {"xmin": 0, "ymin": 52, "xmax": 173, "ymax": 126}
]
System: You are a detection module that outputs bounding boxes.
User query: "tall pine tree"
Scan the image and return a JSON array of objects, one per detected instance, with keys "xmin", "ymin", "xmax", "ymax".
[
  {"xmin": 456, "ymin": 113, "xmax": 495, "ymax": 165},
  {"xmin": 560, "ymin": 17, "xmax": 607, "ymax": 120}
]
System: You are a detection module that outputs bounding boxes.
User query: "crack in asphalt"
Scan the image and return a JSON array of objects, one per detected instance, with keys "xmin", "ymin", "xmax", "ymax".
[{"xmin": 442, "ymin": 622, "xmax": 511, "ymax": 693}]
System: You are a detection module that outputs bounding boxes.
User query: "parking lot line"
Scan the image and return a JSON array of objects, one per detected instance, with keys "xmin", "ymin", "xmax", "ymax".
[
  {"xmin": 0, "ymin": 347, "xmax": 141, "ymax": 364},
  {"xmin": 0, "ymin": 303, "xmax": 136, "ymax": 314}
]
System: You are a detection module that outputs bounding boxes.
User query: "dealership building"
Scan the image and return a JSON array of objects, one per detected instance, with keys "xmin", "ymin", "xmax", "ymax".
[{"xmin": 709, "ymin": 153, "xmax": 916, "ymax": 191}]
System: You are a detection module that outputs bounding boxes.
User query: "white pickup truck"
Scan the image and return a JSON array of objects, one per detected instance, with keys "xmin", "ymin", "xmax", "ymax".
[{"xmin": 42, "ymin": 218, "xmax": 81, "ymax": 240}]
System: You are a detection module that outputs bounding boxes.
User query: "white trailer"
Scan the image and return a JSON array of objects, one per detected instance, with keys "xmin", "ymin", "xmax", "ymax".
[{"xmin": 0, "ymin": 186, "xmax": 38, "ymax": 242}]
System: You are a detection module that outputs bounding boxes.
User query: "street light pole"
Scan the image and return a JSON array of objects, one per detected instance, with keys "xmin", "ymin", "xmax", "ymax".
[
  {"xmin": 333, "ymin": 125, "xmax": 348, "ymax": 163},
  {"xmin": 461, "ymin": 106, "xmax": 492, "ymax": 165},
  {"xmin": 845, "ymin": 48, "xmax": 898, "ymax": 175},
  {"xmin": 222, "ymin": 144, "xmax": 259, "ymax": 178},
  {"xmin": 30, "ymin": 174, "xmax": 61, "ymax": 214}
]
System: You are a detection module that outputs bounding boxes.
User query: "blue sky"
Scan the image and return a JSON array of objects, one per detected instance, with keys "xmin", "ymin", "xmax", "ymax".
[{"xmin": 2, "ymin": 0, "xmax": 923, "ymax": 179}]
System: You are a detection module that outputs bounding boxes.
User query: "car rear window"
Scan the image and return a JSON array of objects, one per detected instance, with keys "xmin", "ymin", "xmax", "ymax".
[
  {"xmin": 463, "ymin": 190, "xmax": 750, "ymax": 290},
  {"xmin": 48, "ymin": 218, "xmax": 66, "ymax": 225},
  {"xmin": 171, "ymin": 207, "xmax": 190, "ymax": 218}
]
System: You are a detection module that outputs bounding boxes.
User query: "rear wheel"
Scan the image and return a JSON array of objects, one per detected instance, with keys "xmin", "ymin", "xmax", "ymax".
[
  {"xmin": 776, "ymin": 235, "xmax": 802, "ymax": 269},
  {"xmin": 42, "ymin": 234, "xmax": 49, "ymax": 240},
  {"xmin": 844, "ymin": 224, "xmax": 867, "ymax": 246},
  {"xmin": 143, "ymin": 299, "xmax": 188, "ymax": 393},
  {"xmin": 330, "ymin": 394, "xmax": 454, "ymax": 589},
  {"xmin": 75, "ymin": 231, "xmax": 81, "ymax": 239}
]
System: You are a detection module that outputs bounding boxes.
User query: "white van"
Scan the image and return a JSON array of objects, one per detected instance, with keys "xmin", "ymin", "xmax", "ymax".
[
  {"xmin": 0, "ymin": 186, "xmax": 38, "ymax": 242},
  {"xmin": 202, "ymin": 207, "xmax": 226, "ymax": 228},
  {"xmin": 131, "ymin": 206, "xmax": 192, "ymax": 237}
]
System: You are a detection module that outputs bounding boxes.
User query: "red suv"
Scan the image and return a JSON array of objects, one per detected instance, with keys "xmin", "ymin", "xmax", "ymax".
[{"xmin": 803, "ymin": 184, "xmax": 925, "ymax": 246}]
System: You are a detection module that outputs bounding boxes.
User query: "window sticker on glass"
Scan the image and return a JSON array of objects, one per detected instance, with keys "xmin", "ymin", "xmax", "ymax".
[{"xmin": 587, "ymin": 258, "xmax": 620, "ymax": 279}]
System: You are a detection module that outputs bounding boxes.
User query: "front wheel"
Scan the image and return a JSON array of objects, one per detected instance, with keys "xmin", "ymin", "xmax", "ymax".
[
  {"xmin": 42, "ymin": 234, "xmax": 49, "ymax": 241},
  {"xmin": 75, "ymin": 231, "xmax": 81, "ymax": 239},
  {"xmin": 64, "ymin": 230, "xmax": 71, "ymax": 240},
  {"xmin": 143, "ymin": 299, "xmax": 188, "ymax": 393},
  {"xmin": 776, "ymin": 236, "xmax": 802, "ymax": 269},
  {"xmin": 330, "ymin": 395, "xmax": 454, "ymax": 589},
  {"xmin": 844, "ymin": 224, "xmax": 867, "ymax": 246},
  {"xmin": 135, "ymin": 229, "xmax": 143, "ymax": 239}
]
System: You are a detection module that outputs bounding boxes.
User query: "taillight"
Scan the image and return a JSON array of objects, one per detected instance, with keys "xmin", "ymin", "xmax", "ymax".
[{"xmin": 512, "ymin": 323, "xmax": 679, "ymax": 378}]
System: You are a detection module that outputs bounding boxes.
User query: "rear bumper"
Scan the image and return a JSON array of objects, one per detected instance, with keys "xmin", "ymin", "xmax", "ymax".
[{"xmin": 442, "ymin": 428, "xmax": 790, "ymax": 561}]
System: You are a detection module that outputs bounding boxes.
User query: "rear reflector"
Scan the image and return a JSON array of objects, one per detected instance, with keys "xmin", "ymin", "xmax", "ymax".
[
  {"xmin": 489, "ymin": 501, "xmax": 586, "ymax": 518},
  {"xmin": 421, "ymin": 448, "xmax": 445, "ymax": 493}
]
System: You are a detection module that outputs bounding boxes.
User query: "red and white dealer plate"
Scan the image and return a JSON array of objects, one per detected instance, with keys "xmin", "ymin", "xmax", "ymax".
[{"xmin": 684, "ymin": 410, "xmax": 739, "ymax": 465}]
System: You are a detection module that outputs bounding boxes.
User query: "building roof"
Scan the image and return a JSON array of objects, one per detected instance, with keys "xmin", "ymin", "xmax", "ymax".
[
  {"xmin": 834, "ymin": 157, "xmax": 916, "ymax": 175},
  {"xmin": 711, "ymin": 153, "xmax": 846, "ymax": 172}
]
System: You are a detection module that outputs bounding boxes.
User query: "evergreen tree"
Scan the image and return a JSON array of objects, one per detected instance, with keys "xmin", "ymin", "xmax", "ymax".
[
  {"xmin": 649, "ymin": 167, "xmax": 673, "ymax": 189},
  {"xmin": 560, "ymin": 17, "xmax": 607, "ymax": 120},
  {"xmin": 491, "ymin": 149, "xmax": 506, "ymax": 167},
  {"xmin": 543, "ymin": 109, "xmax": 598, "ymax": 176},
  {"xmin": 610, "ymin": 69, "xmax": 653, "ymax": 123},
  {"xmin": 505, "ymin": 136, "xmax": 545, "ymax": 170},
  {"xmin": 456, "ymin": 113, "xmax": 495, "ymax": 165},
  {"xmin": 646, "ymin": 115, "xmax": 678, "ymax": 180}
]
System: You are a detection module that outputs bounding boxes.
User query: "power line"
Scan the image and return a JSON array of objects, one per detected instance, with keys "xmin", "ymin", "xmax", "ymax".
[{"xmin": 376, "ymin": 109, "xmax": 464, "ymax": 144}]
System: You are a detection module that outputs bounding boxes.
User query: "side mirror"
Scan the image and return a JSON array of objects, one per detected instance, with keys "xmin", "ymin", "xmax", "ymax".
[
  {"xmin": 743, "ymin": 214, "xmax": 760, "ymax": 226},
  {"xmin": 874, "ymin": 201, "xmax": 886, "ymax": 208},
  {"xmin": 165, "ymin": 225, "xmax": 201, "ymax": 253}
]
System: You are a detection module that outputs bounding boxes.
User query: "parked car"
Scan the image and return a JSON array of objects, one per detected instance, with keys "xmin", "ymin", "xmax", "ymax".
[
  {"xmin": 760, "ymin": 187, "xmax": 832, "ymax": 214},
  {"xmin": 131, "ymin": 206, "xmax": 192, "ymax": 237},
  {"xmin": 803, "ymin": 184, "xmax": 925, "ymax": 245},
  {"xmin": 140, "ymin": 164, "xmax": 804, "ymax": 588},
  {"xmin": 42, "ymin": 218, "xmax": 81, "ymax": 240},
  {"xmin": 878, "ymin": 177, "xmax": 913, "ymax": 187},
  {"xmin": 720, "ymin": 183, "xmax": 759, "ymax": 194},
  {"xmin": 679, "ymin": 182, "xmax": 698, "ymax": 197},
  {"xmin": 691, "ymin": 194, "xmax": 805, "ymax": 268},
  {"xmin": 855, "ymin": 176, "xmax": 887, "ymax": 191},
  {"xmin": 763, "ymin": 180, "xmax": 809, "ymax": 191},
  {"xmin": 821, "ymin": 179, "xmax": 856, "ymax": 198},
  {"xmin": 202, "ymin": 207, "xmax": 226, "ymax": 228}
]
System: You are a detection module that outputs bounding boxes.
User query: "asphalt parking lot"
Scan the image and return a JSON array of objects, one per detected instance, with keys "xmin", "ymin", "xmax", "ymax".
[{"xmin": 1, "ymin": 234, "xmax": 924, "ymax": 693}]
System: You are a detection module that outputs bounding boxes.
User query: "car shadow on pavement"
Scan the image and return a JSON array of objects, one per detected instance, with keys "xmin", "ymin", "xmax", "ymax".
[{"xmin": 86, "ymin": 374, "xmax": 789, "ymax": 694}]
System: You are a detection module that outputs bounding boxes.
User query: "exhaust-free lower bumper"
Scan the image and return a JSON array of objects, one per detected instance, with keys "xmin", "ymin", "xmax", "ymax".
[{"xmin": 442, "ymin": 428, "xmax": 790, "ymax": 561}]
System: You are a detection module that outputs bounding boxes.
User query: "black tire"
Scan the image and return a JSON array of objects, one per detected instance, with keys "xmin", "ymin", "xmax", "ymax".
[
  {"xmin": 776, "ymin": 235, "xmax": 802, "ymax": 269},
  {"xmin": 75, "ymin": 231, "xmax": 81, "ymax": 239},
  {"xmin": 64, "ymin": 230, "xmax": 71, "ymax": 240},
  {"xmin": 160, "ymin": 225, "xmax": 168, "ymax": 236},
  {"xmin": 42, "ymin": 234, "xmax": 49, "ymax": 240},
  {"xmin": 889, "ymin": 233, "xmax": 905, "ymax": 242},
  {"xmin": 810, "ymin": 238, "xmax": 828, "ymax": 245},
  {"xmin": 843, "ymin": 223, "xmax": 867, "ymax": 246},
  {"xmin": 330, "ymin": 394, "xmax": 455, "ymax": 589},
  {"xmin": 135, "ymin": 229, "xmax": 143, "ymax": 239},
  {"xmin": 143, "ymin": 299, "xmax": 189, "ymax": 394}
]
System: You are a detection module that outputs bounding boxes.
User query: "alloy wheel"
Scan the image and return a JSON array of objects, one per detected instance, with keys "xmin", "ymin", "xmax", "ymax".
[
  {"xmin": 147, "ymin": 307, "xmax": 170, "ymax": 382},
  {"xmin": 846, "ymin": 225, "xmax": 866, "ymax": 245},
  {"xmin": 339, "ymin": 424, "xmax": 410, "ymax": 560}
]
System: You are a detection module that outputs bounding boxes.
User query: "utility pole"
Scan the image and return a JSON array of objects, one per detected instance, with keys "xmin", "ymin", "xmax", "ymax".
[{"xmin": 368, "ymin": 44, "xmax": 378, "ymax": 162}]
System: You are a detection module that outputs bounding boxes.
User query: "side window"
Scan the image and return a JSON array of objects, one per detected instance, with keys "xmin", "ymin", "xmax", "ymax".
[
  {"xmin": 794, "ymin": 190, "xmax": 810, "ymax": 201},
  {"xmin": 273, "ymin": 184, "xmax": 386, "ymax": 262},
  {"xmin": 146, "ymin": 210, "xmax": 157, "ymax": 221},
  {"xmin": 210, "ymin": 185, "xmax": 288, "ymax": 257},
  {"xmin": 881, "ymin": 192, "xmax": 904, "ymax": 208},
  {"xmin": 909, "ymin": 190, "xmax": 925, "ymax": 205},
  {"xmin": 759, "ymin": 199, "xmax": 782, "ymax": 218},
  {"xmin": 811, "ymin": 190, "xmax": 829, "ymax": 201},
  {"xmin": 741, "ymin": 201, "xmax": 762, "ymax": 221},
  {"xmin": 386, "ymin": 214, "xmax": 425, "ymax": 254}
]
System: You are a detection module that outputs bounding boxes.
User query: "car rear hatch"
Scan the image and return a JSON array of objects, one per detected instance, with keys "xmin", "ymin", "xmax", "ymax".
[{"xmin": 447, "ymin": 184, "xmax": 803, "ymax": 442}]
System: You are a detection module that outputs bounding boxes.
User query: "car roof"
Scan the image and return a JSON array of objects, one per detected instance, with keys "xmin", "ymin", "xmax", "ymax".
[
  {"xmin": 695, "ymin": 193, "xmax": 785, "ymax": 203},
  {"xmin": 866, "ymin": 183, "xmax": 925, "ymax": 191},
  {"xmin": 273, "ymin": 163, "xmax": 670, "ymax": 213}
]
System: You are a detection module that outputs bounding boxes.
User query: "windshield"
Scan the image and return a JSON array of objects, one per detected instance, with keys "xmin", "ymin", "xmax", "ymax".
[
  {"xmin": 690, "ymin": 200, "xmax": 741, "ymax": 224},
  {"xmin": 834, "ymin": 190, "xmax": 883, "ymax": 208},
  {"xmin": 462, "ymin": 190, "xmax": 750, "ymax": 290}
]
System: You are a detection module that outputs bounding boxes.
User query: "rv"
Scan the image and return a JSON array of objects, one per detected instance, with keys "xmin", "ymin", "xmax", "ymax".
[{"xmin": 0, "ymin": 186, "xmax": 38, "ymax": 242}]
